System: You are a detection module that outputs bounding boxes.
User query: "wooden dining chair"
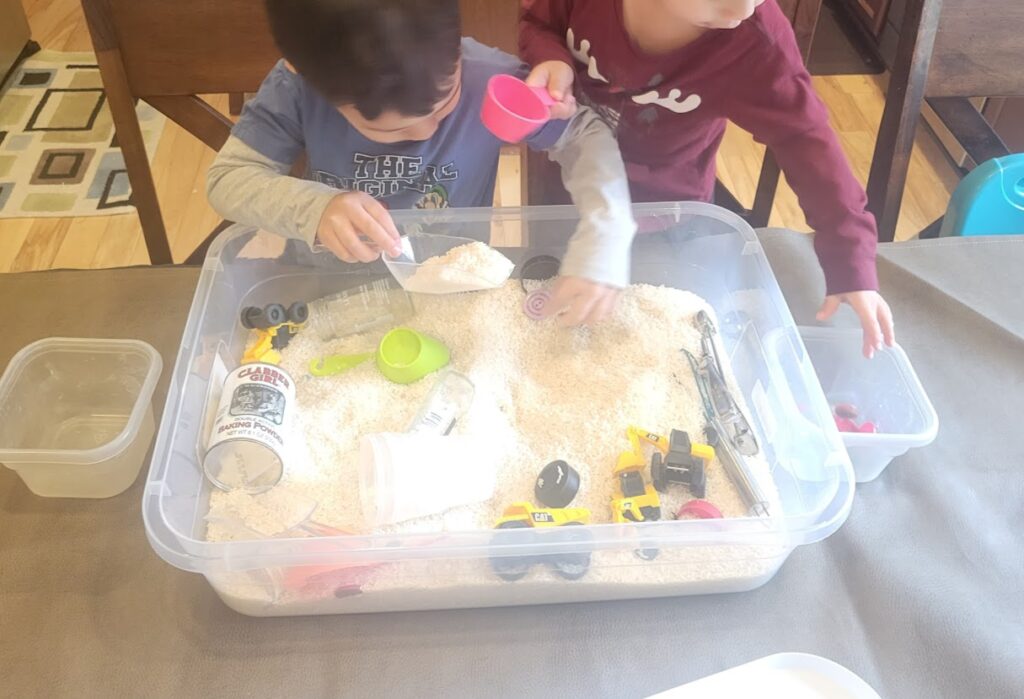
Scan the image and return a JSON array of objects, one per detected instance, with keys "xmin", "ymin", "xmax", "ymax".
[
  {"xmin": 80, "ymin": 0, "xmax": 281, "ymax": 265},
  {"xmin": 522, "ymin": 0, "xmax": 824, "ymax": 230},
  {"xmin": 865, "ymin": 0, "xmax": 1024, "ymax": 242}
]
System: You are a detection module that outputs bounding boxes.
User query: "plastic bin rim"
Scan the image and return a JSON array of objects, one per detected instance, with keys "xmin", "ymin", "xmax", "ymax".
[
  {"xmin": 797, "ymin": 326, "xmax": 939, "ymax": 446},
  {"xmin": 201, "ymin": 201, "xmax": 761, "ymax": 261},
  {"xmin": 0, "ymin": 337, "xmax": 163, "ymax": 464}
]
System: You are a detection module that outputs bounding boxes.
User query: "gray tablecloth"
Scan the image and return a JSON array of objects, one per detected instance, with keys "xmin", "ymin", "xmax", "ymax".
[{"xmin": 1, "ymin": 233, "xmax": 1022, "ymax": 698}]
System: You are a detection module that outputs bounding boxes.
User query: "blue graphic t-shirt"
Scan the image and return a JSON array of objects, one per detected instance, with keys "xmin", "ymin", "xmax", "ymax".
[{"xmin": 232, "ymin": 38, "xmax": 567, "ymax": 211}]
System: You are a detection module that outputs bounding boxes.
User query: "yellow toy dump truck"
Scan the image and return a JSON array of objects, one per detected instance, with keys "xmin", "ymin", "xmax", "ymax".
[{"xmin": 490, "ymin": 503, "xmax": 592, "ymax": 582}]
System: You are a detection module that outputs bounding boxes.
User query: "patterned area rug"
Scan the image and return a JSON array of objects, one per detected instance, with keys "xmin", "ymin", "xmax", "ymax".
[{"xmin": 0, "ymin": 50, "xmax": 165, "ymax": 218}]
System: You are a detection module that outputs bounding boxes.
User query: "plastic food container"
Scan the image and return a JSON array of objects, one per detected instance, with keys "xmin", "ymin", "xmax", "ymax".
[
  {"xmin": 144, "ymin": 203, "xmax": 854, "ymax": 616},
  {"xmin": 796, "ymin": 326, "xmax": 938, "ymax": 482},
  {"xmin": 384, "ymin": 233, "xmax": 514, "ymax": 293},
  {"xmin": 0, "ymin": 338, "xmax": 162, "ymax": 498},
  {"xmin": 647, "ymin": 653, "xmax": 881, "ymax": 698}
]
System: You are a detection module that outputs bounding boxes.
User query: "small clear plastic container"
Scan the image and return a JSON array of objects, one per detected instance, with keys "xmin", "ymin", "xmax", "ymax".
[
  {"xmin": 797, "ymin": 326, "xmax": 938, "ymax": 482},
  {"xmin": 145, "ymin": 204, "xmax": 855, "ymax": 616},
  {"xmin": 305, "ymin": 278, "xmax": 415, "ymax": 342},
  {"xmin": 384, "ymin": 234, "xmax": 514, "ymax": 294},
  {"xmin": 0, "ymin": 337, "xmax": 162, "ymax": 498}
]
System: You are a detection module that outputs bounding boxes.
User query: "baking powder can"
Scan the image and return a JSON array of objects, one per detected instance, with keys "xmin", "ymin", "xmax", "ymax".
[{"xmin": 203, "ymin": 363, "xmax": 295, "ymax": 493}]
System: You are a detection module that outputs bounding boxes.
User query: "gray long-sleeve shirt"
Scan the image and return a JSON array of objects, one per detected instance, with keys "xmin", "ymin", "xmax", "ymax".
[{"xmin": 207, "ymin": 39, "xmax": 636, "ymax": 287}]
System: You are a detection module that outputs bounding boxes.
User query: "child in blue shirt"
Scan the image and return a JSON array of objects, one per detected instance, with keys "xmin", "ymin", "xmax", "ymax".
[{"xmin": 207, "ymin": 0, "xmax": 636, "ymax": 325}]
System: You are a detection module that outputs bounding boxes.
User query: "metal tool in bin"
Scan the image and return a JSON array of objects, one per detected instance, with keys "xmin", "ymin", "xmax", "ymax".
[{"xmin": 684, "ymin": 311, "xmax": 771, "ymax": 518}]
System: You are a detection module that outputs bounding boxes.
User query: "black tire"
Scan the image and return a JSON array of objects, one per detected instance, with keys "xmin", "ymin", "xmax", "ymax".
[
  {"xmin": 489, "ymin": 520, "xmax": 533, "ymax": 582},
  {"xmin": 550, "ymin": 523, "xmax": 592, "ymax": 581},
  {"xmin": 263, "ymin": 304, "xmax": 287, "ymax": 326},
  {"xmin": 287, "ymin": 302, "xmax": 309, "ymax": 324},
  {"xmin": 650, "ymin": 453, "xmax": 667, "ymax": 493},
  {"xmin": 691, "ymin": 465, "xmax": 707, "ymax": 499},
  {"xmin": 240, "ymin": 306, "xmax": 262, "ymax": 330}
]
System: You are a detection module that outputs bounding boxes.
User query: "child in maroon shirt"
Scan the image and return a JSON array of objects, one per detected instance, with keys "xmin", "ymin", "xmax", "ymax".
[{"xmin": 520, "ymin": 0, "xmax": 894, "ymax": 357}]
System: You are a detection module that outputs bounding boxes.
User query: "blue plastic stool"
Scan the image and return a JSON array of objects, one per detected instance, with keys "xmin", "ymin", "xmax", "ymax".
[{"xmin": 939, "ymin": 154, "xmax": 1024, "ymax": 237}]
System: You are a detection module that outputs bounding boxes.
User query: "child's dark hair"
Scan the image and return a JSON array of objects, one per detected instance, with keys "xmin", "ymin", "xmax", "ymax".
[{"xmin": 264, "ymin": 0, "xmax": 462, "ymax": 119}]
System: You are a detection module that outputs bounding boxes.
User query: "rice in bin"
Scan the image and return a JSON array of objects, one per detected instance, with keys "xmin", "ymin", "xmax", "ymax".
[{"xmin": 205, "ymin": 248, "xmax": 784, "ymax": 611}]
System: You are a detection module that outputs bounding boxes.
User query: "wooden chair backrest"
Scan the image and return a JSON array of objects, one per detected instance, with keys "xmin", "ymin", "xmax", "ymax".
[
  {"xmin": 81, "ymin": 0, "xmax": 282, "ymax": 264},
  {"xmin": 927, "ymin": 0, "xmax": 1024, "ymax": 98}
]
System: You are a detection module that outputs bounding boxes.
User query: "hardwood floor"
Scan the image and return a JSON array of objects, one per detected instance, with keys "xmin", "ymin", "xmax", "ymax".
[{"xmin": 0, "ymin": 0, "xmax": 961, "ymax": 273}]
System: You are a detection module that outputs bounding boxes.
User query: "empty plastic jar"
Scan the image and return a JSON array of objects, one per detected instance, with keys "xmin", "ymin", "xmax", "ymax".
[{"xmin": 0, "ymin": 337, "xmax": 162, "ymax": 498}]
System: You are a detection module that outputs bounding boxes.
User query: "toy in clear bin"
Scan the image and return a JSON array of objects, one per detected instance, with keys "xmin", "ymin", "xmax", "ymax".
[
  {"xmin": 305, "ymin": 279, "xmax": 415, "ymax": 342},
  {"xmin": 407, "ymin": 370, "xmax": 475, "ymax": 435}
]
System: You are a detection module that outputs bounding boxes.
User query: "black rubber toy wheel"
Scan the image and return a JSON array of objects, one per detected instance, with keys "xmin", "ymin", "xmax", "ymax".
[
  {"xmin": 490, "ymin": 520, "xmax": 533, "ymax": 582},
  {"xmin": 550, "ymin": 523, "xmax": 592, "ymax": 581},
  {"xmin": 239, "ymin": 306, "xmax": 261, "ymax": 329},
  {"xmin": 263, "ymin": 304, "xmax": 287, "ymax": 326},
  {"xmin": 287, "ymin": 302, "xmax": 309, "ymax": 324},
  {"xmin": 650, "ymin": 452, "xmax": 667, "ymax": 493}
]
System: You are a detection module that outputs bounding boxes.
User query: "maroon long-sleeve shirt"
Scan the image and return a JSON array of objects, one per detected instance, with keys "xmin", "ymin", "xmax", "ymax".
[{"xmin": 520, "ymin": 0, "xmax": 878, "ymax": 294}]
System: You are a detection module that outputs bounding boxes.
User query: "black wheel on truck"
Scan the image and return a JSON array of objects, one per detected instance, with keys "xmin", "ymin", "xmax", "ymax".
[{"xmin": 489, "ymin": 520, "xmax": 533, "ymax": 582}]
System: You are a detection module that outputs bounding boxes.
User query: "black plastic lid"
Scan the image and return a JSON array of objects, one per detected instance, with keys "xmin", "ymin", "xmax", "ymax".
[
  {"xmin": 519, "ymin": 255, "xmax": 561, "ymax": 292},
  {"xmin": 534, "ymin": 460, "xmax": 580, "ymax": 508}
]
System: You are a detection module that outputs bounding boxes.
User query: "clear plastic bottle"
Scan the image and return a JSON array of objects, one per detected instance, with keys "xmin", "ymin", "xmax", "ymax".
[
  {"xmin": 306, "ymin": 278, "xmax": 415, "ymax": 342},
  {"xmin": 407, "ymin": 370, "xmax": 476, "ymax": 436}
]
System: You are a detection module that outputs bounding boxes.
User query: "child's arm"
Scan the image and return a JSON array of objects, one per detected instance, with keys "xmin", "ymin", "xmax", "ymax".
[
  {"xmin": 728, "ymin": 35, "xmax": 894, "ymax": 357},
  {"xmin": 207, "ymin": 140, "xmax": 400, "ymax": 262},
  {"xmin": 533, "ymin": 105, "xmax": 637, "ymax": 325},
  {"xmin": 519, "ymin": 0, "xmax": 578, "ymax": 118},
  {"xmin": 206, "ymin": 63, "xmax": 399, "ymax": 262}
]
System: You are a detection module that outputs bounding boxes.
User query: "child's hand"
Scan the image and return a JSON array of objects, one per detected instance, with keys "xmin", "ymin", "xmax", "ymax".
[
  {"xmin": 316, "ymin": 192, "xmax": 402, "ymax": 263},
  {"xmin": 817, "ymin": 290, "xmax": 896, "ymax": 359},
  {"xmin": 542, "ymin": 276, "xmax": 619, "ymax": 326},
  {"xmin": 525, "ymin": 61, "xmax": 578, "ymax": 120}
]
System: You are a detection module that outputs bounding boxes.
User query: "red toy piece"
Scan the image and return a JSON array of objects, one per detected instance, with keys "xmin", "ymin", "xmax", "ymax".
[{"xmin": 675, "ymin": 499, "xmax": 724, "ymax": 520}]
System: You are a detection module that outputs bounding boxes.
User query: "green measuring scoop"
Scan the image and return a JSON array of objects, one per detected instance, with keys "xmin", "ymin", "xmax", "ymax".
[{"xmin": 308, "ymin": 352, "xmax": 374, "ymax": 377}]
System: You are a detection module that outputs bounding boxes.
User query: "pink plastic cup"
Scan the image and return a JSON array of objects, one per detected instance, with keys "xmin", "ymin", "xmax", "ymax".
[{"xmin": 481, "ymin": 74, "xmax": 557, "ymax": 143}]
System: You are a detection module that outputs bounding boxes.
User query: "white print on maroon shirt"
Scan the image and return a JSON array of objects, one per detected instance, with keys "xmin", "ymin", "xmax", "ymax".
[
  {"xmin": 632, "ymin": 89, "xmax": 702, "ymax": 114},
  {"xmin": 566, "ymin": 28, "xmax": 609, "ymax": 83}
]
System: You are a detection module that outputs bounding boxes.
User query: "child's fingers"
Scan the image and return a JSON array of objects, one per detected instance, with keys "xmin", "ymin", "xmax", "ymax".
[
  {"xmin": 547, "ymin": 62, "xmax": 575, "ymax": 96},
  {"xmin": 586, "ymin": 290, "xmax": 617, "ymax": 325},
  {"xmin": 816, "ymin": 296, "xmax": 841, "ymax": 321},
  {"xmin": 855, "ymin": 305, "xmax": 883, "ymax": 359},
  {"xmin": 318, "ymin": 228, "xmax": 357, "ymax": 263},
  {"xmin": 333, "ymin": 219, "xmax": 379, "ymax": 263},
  {"xmin": 879, "ymin": 300, "xmax": 896, "ymax": 347},
  {"xmin": 364, "ymin": 198, "xmax": 402, "ymax": 253},
  {"xmin": 349, "ymin": 205, "xmax": 396, "ymax": 258},
  {"xmin": 525, "ymin": 64, "xmax": 551, "ymax": 90},
  {"xmin": 549, "ymin": 97, "xmax": 578, "ymax": 120},
  {"xmin": 558, "ymin": 292, "xmax": 598, "ymax": 327}
]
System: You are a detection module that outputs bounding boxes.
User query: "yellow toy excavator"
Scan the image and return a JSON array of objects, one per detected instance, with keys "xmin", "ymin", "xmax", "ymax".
[
  {"xmin": 611, "ymin": 427, "xmax": 666, "ymax": 524},
  {"xmin": 611, "ymin": 427, "xmax": 716, "ymax": 523}
]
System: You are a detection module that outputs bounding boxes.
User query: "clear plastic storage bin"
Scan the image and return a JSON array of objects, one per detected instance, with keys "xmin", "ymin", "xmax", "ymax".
[
  {"xmin": 0, "ymin": 338, "xmax": 162, "ymax": 498},
  {"xmin": 144, "ymin": 203, "xmax": 854, "ymax": 616},
  {"xmin": 797, "ymin": 326, "xmax": 938, "ymax": 482}
]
